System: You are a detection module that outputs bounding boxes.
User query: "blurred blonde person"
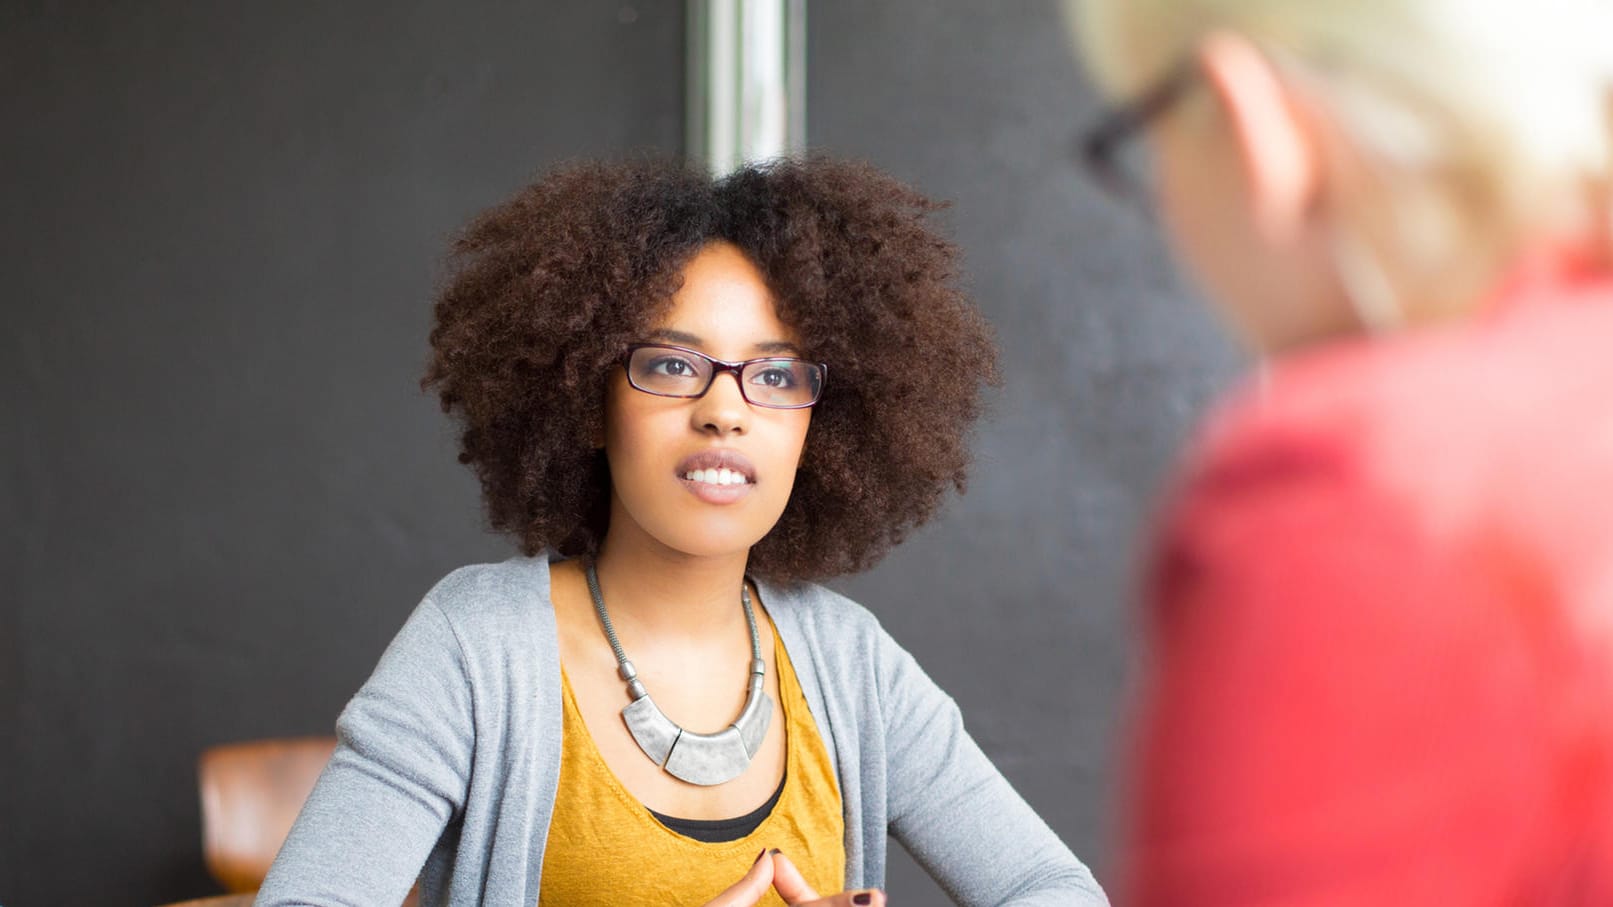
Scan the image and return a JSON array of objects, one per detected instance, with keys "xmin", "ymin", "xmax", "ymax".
[{"xmin": 1071, "ymin": 0, "xmax": 1613, "ymax": 903}]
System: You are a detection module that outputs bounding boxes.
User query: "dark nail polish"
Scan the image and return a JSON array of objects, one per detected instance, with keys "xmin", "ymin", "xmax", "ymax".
[
  {"xmin": 754, "ymin": 848, "xmax": 767, "ymax": 865},
  {"xmin": 853, "ymin": 894, "xmax": 873, "ymax": 906},
  {"xmin": 769, "ymin": 848, "xmax": 782, "ymax": 855}
]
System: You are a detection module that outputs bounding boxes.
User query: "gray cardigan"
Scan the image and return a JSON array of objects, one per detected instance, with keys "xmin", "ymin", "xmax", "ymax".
[{"xmin": 257, "ymin": 555, "xmax": 1107, "ymax": 906}]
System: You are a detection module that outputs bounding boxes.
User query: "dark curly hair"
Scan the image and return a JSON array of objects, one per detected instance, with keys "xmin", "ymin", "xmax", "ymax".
[{"xmin": 423, "ymin": 156, "xmax": 999, "ymax": 581}]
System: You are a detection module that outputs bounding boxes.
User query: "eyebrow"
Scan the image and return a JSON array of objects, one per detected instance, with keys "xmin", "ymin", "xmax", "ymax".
[{"xmin": 645, "ymin": 328, "xmax": 802, "ymax": 356}]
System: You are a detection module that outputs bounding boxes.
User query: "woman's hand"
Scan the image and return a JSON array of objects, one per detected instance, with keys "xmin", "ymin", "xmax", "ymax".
[
  {"xmin": 701, "ymin": 849, "xmax": 778, "ymax": 907},
  {"xmin": 769, "ymin": 850, "xmax": 886, "ymax": 907},
  {"xmin": 700, "ymin": 849, "xmax": 886, "ymax": 907}
]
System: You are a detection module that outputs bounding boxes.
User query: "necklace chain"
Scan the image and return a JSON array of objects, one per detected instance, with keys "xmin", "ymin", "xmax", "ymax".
[
  {"xmin": 582, "ymin": 558, "xmax": 771, "ymax": 786},
  {"xmin": 586, "ymin": 561, "xmax": 761, "ymax": 671}
]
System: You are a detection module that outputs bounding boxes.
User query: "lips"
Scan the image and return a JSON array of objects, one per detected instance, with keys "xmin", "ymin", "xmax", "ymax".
[
  {"xmin": 676, "ymin": 449, "xmax": 757, "ymax": 486},
  {"xmin": 675, "ymin": 449, "xmax": 757, "ymax": 504}
]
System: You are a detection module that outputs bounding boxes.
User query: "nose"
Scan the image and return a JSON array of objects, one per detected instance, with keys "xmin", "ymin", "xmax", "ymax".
[{"xmin": 690, "ymin": 369, "xmax": 749, "ymax": 436}]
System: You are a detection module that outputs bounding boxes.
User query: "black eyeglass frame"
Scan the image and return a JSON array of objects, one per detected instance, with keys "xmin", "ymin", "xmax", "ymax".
[
  {"xmin": 1078, "ymin": 58, "xmax": 1198, "ymax": 204},
  {"xmin": 620, "ymin": 343, "xmax": 829, "ymax": 410}
]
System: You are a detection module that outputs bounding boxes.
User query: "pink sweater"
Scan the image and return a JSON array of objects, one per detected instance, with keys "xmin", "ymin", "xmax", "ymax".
[{"xmin": 1125, "ymin": 260, "xmax": 1613, "ymax": 905}]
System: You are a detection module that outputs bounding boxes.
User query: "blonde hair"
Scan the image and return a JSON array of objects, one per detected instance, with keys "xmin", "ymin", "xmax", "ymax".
[{"xmin": 1071, "ymin": 0, "xmax": 1613, "ymax": 316}]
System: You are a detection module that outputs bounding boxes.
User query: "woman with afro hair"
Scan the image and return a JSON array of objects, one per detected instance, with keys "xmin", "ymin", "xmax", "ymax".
[{"xmin": 257, "ymin": 156, "xmax": 1106, "ymax": 907}]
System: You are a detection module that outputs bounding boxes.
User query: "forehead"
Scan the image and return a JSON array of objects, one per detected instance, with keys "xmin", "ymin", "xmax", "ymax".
[{"xmin": 654, "ymin": 241, "xmax": 797, "ymax": 349}]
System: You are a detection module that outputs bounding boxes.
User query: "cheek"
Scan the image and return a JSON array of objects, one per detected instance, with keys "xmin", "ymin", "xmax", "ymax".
[
  {"xmin": 602, "ymin": 380, "xmax": 662, "ymax": 481},
  {"xmin": 1158, "ymin": 143, "xmax": 1230, "ymax": 284},
  {"xmin": 774, "ymin": 412, "xmax": 811, "ymax": 473},
  {"xmin": 746, "ymin": 413, "xmax": 812, "ymax": 519},
  {"xmin": 1156, "ymin": 139, "xmax": 1274, "ymax": 343}
]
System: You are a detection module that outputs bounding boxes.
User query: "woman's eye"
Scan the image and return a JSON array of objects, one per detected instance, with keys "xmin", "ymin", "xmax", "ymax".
[
  {"xmin": 751, "ymin": 366, "xmax": 798, "ymax": 388},
  {"xmin": 649, "ymin": 356, "xmax": 699, "ymax": 377}
]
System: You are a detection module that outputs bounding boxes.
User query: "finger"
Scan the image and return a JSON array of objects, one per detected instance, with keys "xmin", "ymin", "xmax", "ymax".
[
  {"xmin": 768, "ymin": 849, "xmax": 820, "ymax": 904},
  {"xmin": 796, "ymin": 890, "xmax": 886, "ymax": 907},
  {"xmin": 704, "ymin": 849, "xmax": 776, "ymax": 907}
]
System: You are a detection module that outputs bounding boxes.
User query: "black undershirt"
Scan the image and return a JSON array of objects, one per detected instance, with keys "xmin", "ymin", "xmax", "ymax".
[{"xmin": 648, "ymin": 772, "xmax": 787, "ymax": 843}]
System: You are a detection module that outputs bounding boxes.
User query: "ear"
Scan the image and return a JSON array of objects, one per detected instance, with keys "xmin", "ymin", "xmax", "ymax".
[{"xmin": 1195, "ymin": 31, "xmax": 1325, "ymax": 242}]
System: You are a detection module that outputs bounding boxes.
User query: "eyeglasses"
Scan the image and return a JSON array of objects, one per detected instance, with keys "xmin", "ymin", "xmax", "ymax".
[
  {"xmin": 1078, "ymin": 58, "xmax": 1197, "ymax": 207},
  {"xmin": 621, "ymin": 344, "xmax": 828, "ymax": 409}
]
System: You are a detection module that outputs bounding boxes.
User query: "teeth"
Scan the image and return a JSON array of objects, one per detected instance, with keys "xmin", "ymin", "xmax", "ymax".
[{"xmin": 684, "ymin": 467, "xmax": 749, "ymax": 486}]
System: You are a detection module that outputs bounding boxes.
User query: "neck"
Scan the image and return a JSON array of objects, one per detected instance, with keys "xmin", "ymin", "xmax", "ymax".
[{"xmin": 592, "ymin": 531, "xmax": 752, "ymax": 641}]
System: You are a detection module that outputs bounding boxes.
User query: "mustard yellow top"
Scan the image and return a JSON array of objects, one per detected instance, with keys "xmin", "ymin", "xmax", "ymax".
[{"xmin": 539, "ymin": 630, "xmax": 845, "ymax": 906}]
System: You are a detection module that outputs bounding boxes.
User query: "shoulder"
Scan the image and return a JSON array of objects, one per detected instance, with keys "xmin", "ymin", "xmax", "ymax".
[
  {"xmin": 1180, "ymin": 312, "xmax": 1553, "ymax": 527},
  {"xmin": 1173, "ymin": 352, "xmax": 1377, "ymax": 536},
  {"xmin": 350, "ymin": 556, "xmax": 564, "ymax": 748},
  {"xmin": 413, "ymin": 554, "xmax": 558, "ymax": 650},
  {"xmin": 758, "ymin": 577, "xmax": 888, "ymax": 652},
  {"xmin": 1184, "ymin": 298, "xmax": 1613, "ymax": 544},
  {"xmin": 1151, "ymin": 341, "xmax": 1445, "ymax": 621},
  {"xmin": 423, "ymin": 554, "xmax": 553, "ymax": 606},
  {"xmin": 1187, "ymin": 331, "xmax": 1444, "ymax": 489},
  {"xmin": 759, "ymin": 577, "xmax": 945, "ymax": 713},
  {"xmin": 1148, "ymin": 306, "xmax": 1613, "ymax": 646}
]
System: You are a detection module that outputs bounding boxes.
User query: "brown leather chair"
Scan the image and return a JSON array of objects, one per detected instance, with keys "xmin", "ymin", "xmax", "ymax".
[{"xmin": 198, "ymin": 736, "xmax": 336, "ymax": 894}]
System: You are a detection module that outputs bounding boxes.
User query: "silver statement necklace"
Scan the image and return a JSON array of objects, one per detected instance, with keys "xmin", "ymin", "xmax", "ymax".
[{"xmin": 584, "ymin": 560, "xmax": 772, "ymax": 786}]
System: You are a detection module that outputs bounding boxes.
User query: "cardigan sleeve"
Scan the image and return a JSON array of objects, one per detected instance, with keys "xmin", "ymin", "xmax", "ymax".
[
  {"xmin": 878, "ymin": 625, "xmax": 1110, "ymax": 906},
  {"xmin": 1123, "ymin": 426, "xmax": 1560, "ymax": 906},
  {"xmin": 256, "ymin": 597, "xmax": 476, "ymax": 907}
]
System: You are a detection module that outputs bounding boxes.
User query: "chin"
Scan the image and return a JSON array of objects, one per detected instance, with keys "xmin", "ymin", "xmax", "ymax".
[
  {"xmin": 637, "ymin": 509, "xmax": 779, "ymax": 561},
  {"xmin": 608, "ymin": 487, "xmax": 791, "ymax": 562},
  {"xmin": 653, "ymin": 531, "xmax": 769, "ymax": 561}
]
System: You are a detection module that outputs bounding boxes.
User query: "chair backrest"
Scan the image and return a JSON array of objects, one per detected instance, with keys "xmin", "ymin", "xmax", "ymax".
[{"xmin": 198, "ymin": 736, "xmax": 337, "ymax": 893}]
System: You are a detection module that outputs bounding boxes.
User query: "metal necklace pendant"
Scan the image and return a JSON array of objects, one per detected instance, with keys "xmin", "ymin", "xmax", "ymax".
[{"xmin": 584, "ymin": 560, "xmax": 773, "ymax": 786}]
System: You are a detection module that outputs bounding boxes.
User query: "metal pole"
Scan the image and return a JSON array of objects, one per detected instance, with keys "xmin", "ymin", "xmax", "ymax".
[{"xmin": 687, "ymin": 0, "xmax": 806, "ymax": 176}]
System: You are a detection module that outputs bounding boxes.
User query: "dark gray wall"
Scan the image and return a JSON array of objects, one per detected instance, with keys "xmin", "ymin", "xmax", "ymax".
[
  {"xmin": 4, "ymin": 3, "xmax": 682, "ymax": 904},
  {"xmin": 806, "ymin": 1, "xmax": 1241, "ymax": 900},
  {"xmin": 3, "ymin": 2, "xmax": 1241, "ymax": 905}
]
